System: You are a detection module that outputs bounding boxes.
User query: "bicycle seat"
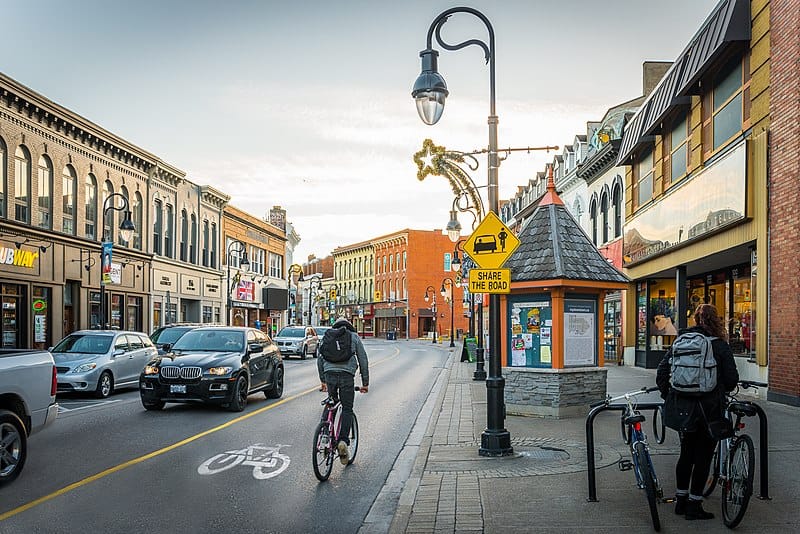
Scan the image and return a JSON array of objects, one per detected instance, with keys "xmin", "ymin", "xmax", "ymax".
[
  {"xmin": 728, "ymin": 401, "xmax": 757, "ymax": 417},
  {"xmin": 624, "ymin": 413, "xmax": 646, "ymax": 425}
]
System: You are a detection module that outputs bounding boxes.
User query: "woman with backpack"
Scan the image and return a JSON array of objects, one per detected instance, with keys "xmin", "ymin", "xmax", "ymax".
[{"xmin": 656, "ymin": 304, "xmax": 739, "ymax": 520}]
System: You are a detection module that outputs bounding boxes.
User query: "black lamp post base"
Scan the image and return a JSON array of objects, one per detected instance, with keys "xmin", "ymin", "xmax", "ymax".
[
  {"xmin": 479, "ymin": 430, "xmax": 513, "ymax": 457},
  {"xmin": 473, "ymin": 368, "xmax": 487, "ymax": 381}
]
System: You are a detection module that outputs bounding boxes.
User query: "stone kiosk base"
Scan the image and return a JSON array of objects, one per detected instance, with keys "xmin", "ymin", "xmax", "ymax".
[{"xmin": 504, "ymin": 366, "xmax": 608, "ymax": 418}]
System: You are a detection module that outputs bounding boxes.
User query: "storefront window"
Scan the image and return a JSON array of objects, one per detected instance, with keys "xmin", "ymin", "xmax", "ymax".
[
  {"xmin": 649, "ymin": 279, "xmax": 677, "ymax": 349},
  {"xmin": 127, "ymin": 296, "xmax": 142, "ymax": 332},
  {"xmin": 1, "ymin": 284, "xmax": 24, "ymax": 348},
  {"xmin": 603, "ymin": 297, "xmax": 621, "ymax": 362},
  {"xmin": 153, "ymin": 301, "xmax": 161, "ymax": 332},
  {"xmin": 111, "ymin": 294, "xmax": 123, "ymax": 330},
  {"xmin": 32, "ymin": 287, "xmax": 51, "ymax": 350},
  {"xmin": 90, "ymin": 292, "xmax": 101, "ymax": 329},
  {"xmin": 203, "ymin": 306, "xmax": 212, "ymax": 323},
  {"xmin": 636, "ymin": 282, "xmax": 647, "ymax": 350}
]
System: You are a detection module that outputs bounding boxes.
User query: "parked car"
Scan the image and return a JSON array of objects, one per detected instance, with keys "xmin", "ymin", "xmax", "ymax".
[
  {"xmin": 314, "ymin": 326, "xmax": 332, "ymax": 356},
  {"xmin": 151, "ymin": 323, "xmax": 206, "ymax": 355},
  {"xmin": 52, "ymin": 330, "xmax": 157, "ymax": 398},
  {"xmin": 274, "ymin": 326, "xmax": 319, "ymax": 359},
  {"xmin": 139, "ymin": 326, "xmax": 283, "ymax": 412},
  {"xmin": 0, "ymin": 349, "xmax": 58, "ymax": 485}
]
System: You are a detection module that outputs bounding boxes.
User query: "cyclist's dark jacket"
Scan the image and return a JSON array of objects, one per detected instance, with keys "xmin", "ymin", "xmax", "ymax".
[
  {"xmin": 317, "ymin": 319, "xmax": 369, "ymax": 387},
  {"xmin": 656, "ymin": 326, "xmax": 739, "ymax": 432}
]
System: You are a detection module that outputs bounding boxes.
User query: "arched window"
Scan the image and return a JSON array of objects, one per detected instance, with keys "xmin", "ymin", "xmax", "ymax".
[
  {"xmin": 600, "ymin": 191, "xmax": 609, "ymax": 243},
  {"xmin": 189, "ymin": 213, "xmax": 197, "ymax": 263},
  {"xmin": 180, "ymin": 209, "xmax": 188, "ymax": 261},
  {"xmin": 62, "ymin": 165, "xmax": 77, "ymax": 235},
  {"xmin": 210, "ymin": 222, "xmax": 218, "ymax": 268},
  {"xmin": 403, "ymin": 251, "xmax": 407, "ymax": 269},
  {"xmin": 165, "ymin": 204, "xmax": 174, "ymax": 258},
  {"xmin": 396, "ymin": 253, "xmax": 400, "ymax": 271},
  {"xmin": 14, "ymin": 146, "xmax": 31, "ymax": 223},
  {"xmin": 0, "ymin": 138, "xmax": 6, "ymax": 218},
  {"xmin": 133, "ymin": 192, "xmax": 143, "ymax": 250},
  {"xmin": 202, "ymin": 220, "xmax": 210, "ymax": 266},
  {"xmin": 153, "ymin": 199, "xmax": 163, "ymax": 255},
  {"xmin": 612, "ymin": 183, "xmax": 622, "ymax": 238},
  {"xmin": 389, "ymin": 254, "xmax": 393, "ymax": 272},
  {"xmin": 37, "ymin": 155, "xmax": 53, "ymax": 229},
  {"xmin": 102, "ymin": 181, "xmax": 114, "ymax": 242},
  {"xmin": 118, "ymin": 186, "xmax": 130, "ymax": 245},
  {"xmin": 589, "ymin": 197, "xmax": 598, "ymax": 246},
  {"xmin": 84, "ymin": 174, "xmax": 97, "ymax": 240}
]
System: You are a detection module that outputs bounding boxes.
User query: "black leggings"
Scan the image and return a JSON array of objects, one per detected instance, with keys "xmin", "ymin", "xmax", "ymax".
[{"xmin": 676, "ymin": 429, "xmax": 717, "ymax": 496}]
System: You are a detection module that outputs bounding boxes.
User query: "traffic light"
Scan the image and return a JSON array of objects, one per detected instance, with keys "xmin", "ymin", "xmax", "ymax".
[{"xmin": 330, "ymin": 289, "xmax": 337, "ymax": 300}]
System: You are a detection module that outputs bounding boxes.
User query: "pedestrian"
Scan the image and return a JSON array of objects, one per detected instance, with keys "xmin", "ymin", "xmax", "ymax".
[
  {"xmin": 656, "ymin": 304, "xmax": 739, "ymax": 520},
  {"xmin": 318, "ymin": 317, "xmax": 369, "ymax": 465}
]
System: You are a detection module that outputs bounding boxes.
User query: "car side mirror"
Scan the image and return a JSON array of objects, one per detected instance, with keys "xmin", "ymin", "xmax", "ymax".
[
  {"xmin": 162, "ymin": 343, "xmax": 171, "ymax": 353},
  {"xmin": 112, "ymin": 349, "xmax": 125, "ymax": 357},
  {"xmin": 248, "ymin": 343, "xmax": 263, "ymax": 354}
]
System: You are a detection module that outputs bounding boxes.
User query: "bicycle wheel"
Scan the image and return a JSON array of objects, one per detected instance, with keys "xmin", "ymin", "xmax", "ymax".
[
  {"xmin": 634, "ymin": 441, "xmax": 661, "ymax": 532},
  {"xmin": 621, "ymin": 415, "xmax": 632, "ymax": 444},
  {"xmin": 347, "ymin": 413, "xmax": 359, "ymax": 465},
  {"xmin": 653, "ymin": 406, "xmax": 666, "ymax": 445},
  {"xmin": 722, "ymin": 434, "xmax": 755, "ymax": 528},
  {"xmin": 312, "ymin": 422, "xmax": 334, "ymax": 481},
  {"xmin": 702, "ymin": 442, "xmax": 720, "ymax": 497}
]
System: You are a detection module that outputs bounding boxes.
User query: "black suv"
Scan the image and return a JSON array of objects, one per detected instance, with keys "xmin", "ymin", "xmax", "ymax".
[{"xmin": 150, "ymin": 324, "xmax": 205, "ymax": 355}]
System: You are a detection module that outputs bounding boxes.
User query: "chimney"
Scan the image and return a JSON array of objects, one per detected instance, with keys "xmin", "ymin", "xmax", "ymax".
[{"xmin": 642, "ymin": 61, "xmax": 673, "ymax": 97}]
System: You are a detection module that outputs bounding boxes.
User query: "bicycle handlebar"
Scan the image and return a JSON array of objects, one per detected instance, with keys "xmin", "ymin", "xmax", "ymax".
[
  {"xmin": 740, "ymin": 380, "xmax": 768, "ymax": 389},
  {"xmin": 589, "ymin": 386, "xmax": 660, "ymax": 408}
]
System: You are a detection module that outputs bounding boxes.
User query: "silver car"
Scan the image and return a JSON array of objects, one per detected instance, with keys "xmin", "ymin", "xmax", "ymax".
[
  {"xmin": 52, "ymin": 330, "xmax": 158, "ymax": 398},
  {"xmin": 274, "ymin": 326, "xmax": 318, "ymax": 359}
]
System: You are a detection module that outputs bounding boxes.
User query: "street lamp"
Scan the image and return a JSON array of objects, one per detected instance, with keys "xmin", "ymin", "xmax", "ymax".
[
  {"xmin": 99, "ymin": 193, "xmax": 135, "ymax": 329},
  {"xmin": 423, "ymin": 285, "xmax": 437, "ymax": 344},
  {"xmin": 226, "ymin": 240, "xmax": 249, "ymax": 326},
  {"xmin": 440, "ymin": 277, "xmax": 456, "ymax": 348},
  {"xmin": 413, "ymin": 7, "xmax": 512, "ymax": 456},
  {"xmin": 307, "ymin": 274, "xmax": 322, "ymax": 326}
]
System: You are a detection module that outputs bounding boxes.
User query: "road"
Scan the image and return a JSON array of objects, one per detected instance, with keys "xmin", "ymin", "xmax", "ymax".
[{"xmin": 0, "ymin": 339, "xmax": 449, "ymax": 534}]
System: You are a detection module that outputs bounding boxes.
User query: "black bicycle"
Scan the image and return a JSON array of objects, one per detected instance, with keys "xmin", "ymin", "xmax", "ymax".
[
  {"xmin": 591, "ymin": 386, "xmax": 663, "ymax": 531},
  {"xmin": 702, "ymin": 380, "xmax": 767, "ymax": 528}
]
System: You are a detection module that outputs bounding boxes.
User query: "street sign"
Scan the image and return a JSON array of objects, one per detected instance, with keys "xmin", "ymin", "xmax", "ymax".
[
  {"xmin": 463, "ymin": 212, "xmax": 519, "ymax": 269},
  {"xmin": 468, "ymin": 269, "xmax": 511, "ymax": 294}
]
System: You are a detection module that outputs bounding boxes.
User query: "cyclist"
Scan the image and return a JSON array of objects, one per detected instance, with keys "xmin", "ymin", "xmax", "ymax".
[
  {"xmin": 318, "ymin": 317, "xmax": 369, "ymax": 465},
  {"xmin": 656, "ymin": 304, "xmax": 738, "ymax": 520}
]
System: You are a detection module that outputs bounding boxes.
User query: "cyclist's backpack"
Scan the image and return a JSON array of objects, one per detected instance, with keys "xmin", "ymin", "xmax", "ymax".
[
  {"xmin": 320, "ymin": 327, "xmax": 353, "ymax": 363},
  {"xmin": 669, "ymin": 332, "xmax": 718, "ymax": 394}
]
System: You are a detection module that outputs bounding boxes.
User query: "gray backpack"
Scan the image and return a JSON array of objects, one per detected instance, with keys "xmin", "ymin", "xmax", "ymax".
[{"xmin": 670, "ymin": 332, "xmax": 718, "ymax": 394}]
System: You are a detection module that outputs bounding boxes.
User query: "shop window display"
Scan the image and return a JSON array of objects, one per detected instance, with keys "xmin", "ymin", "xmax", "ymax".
[{"xmin": 648, "ymin": 280, "xmax": 677, "ymax": 350}]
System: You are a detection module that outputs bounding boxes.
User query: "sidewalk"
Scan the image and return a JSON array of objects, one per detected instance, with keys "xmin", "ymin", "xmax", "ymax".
[{"xmin": 377, "ymin": 343, "xmax": 800, "ymax": 533}]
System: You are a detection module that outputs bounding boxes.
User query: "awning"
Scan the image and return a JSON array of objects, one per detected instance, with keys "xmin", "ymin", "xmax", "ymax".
[
  {"xmin": 374, "ymin": 308, "xmax": 406, "ymax": 318},
  {"xmin": 417, "ymin": 309, "xmax": 434, "ymax": 318}
]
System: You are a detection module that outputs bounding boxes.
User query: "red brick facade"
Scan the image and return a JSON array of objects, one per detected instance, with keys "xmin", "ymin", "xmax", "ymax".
[{"xmin": 768, "ymin": 0, "xmax": 800, "ymax": 405}]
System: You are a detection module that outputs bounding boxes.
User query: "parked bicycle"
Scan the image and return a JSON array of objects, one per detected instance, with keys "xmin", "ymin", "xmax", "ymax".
[
  {"xmin": 312, "ymin": 389, "xmax": 360, "ymax": 481},
  {"xmin": 591, "ymin": 386, "xmax": 663, "ymax": 531},
  {"xmin": 702, "ymin": 379, "xmax": 768, "ymax": 528}
]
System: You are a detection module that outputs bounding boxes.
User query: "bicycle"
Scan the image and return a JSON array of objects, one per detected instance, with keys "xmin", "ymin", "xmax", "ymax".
[
  {"xmin": 702, "ymin": 380, "xmax": 767, "ymax": 528},
  {"xmin": 312, "ymin": 389, "xmax": 360, "ymax": 481},
  {"xmin": 591, "ymin": 386, "xmax": 663, "ymax": 531}
]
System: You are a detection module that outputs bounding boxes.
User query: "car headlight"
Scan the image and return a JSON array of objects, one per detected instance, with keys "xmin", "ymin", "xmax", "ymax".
[
  {"xmin": 72, "ymin": 362, "xmax": 97, "ymax": 373},
  {"xmin": 143, "ymin": 365, "xmax": 160, "ymax": 375},
  {"xmin": 207, "ymin": 366, "xmax": 233, "ymax": 376}
]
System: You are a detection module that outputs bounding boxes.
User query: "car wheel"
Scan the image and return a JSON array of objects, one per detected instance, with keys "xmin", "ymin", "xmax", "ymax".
[
  {"xmin": 0, "ymin": 410, "xmax": 27, "ymax": 485},
  {"xmin": 94, "ymin": 371, "xmax": 113, "ymax": 399},
  {"xmin": 142, "ymin": 399, "xmax": 165, "ymax": 411},
  {"xmin": 265, "ymin": 366, "xmax": 284, "ymax": 399},
  {"xmin": 300, "ymin": 346, "xmax": 307, "ymax": 360},
  {"xmin": 226, "ymin": 375, "xmax": 248, "ymax": 412}
]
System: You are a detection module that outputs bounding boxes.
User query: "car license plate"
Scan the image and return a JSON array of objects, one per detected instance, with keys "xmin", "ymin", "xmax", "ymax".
[{"xmin": 170, "ymin": 384, "xmax": 186, "ymax": 394}]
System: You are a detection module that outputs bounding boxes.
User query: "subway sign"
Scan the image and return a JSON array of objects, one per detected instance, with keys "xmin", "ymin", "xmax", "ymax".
[{"xmin": 0, "ymin": 248, "xmax": 39, "ymax": 268}]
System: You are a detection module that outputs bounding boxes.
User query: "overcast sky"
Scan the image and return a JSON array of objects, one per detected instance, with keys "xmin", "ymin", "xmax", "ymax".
[{"xmin": 2, "ymin": 0, "xmax": 719, "ymax": 262}]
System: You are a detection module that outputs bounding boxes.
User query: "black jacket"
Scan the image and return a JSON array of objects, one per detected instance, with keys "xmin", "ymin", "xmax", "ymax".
[{"xmin": 656, "ymin": 326, "xmax": 739, "ymax": 432}]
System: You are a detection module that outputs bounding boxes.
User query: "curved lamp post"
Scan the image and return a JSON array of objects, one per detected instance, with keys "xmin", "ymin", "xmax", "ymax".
[
  {"xmin": 99, "ymin": 193, "xmax": 135, "ymax": 329},
  {"xmin": 307, "ymin": 274, "xmax": 323, "ymax": 326},
  {"xmin": 440, "ymin": 277, "xmax": 456, "ymax": 347},
  {"xmin": 423, "ymin": 285, "xmax": 437, "ymax": 344},
  {"xmin": 413, "ymin": 7, "xmax": 512, "ymax": 456},
  {"xmin": 226, "ymin": 240, "xmax": 250, "ymax": 325}
]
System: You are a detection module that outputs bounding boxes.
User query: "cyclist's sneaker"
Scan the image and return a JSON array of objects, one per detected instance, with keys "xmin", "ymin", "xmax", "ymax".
[
  {"xmin": 675, "ymin": 494, "xmax": 688, "ymax": 515},
  {"xmin": 337, "ymin": 441, "xmax": 350, "ymax": 465},
  {"xmin": 685, "ymin": 499, "xmax": 714, "ymax": 520}
]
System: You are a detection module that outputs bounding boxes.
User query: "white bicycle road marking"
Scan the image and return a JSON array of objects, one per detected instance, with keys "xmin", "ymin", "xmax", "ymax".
[{"xmin": 198, "ymin": 443, "xmax": 290, "ymax": 480}]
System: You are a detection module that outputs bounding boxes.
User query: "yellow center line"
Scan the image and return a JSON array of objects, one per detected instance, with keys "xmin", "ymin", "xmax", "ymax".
[{"xmin": 0, "ymin": 348, "xmax": 399, "ymax": 522}]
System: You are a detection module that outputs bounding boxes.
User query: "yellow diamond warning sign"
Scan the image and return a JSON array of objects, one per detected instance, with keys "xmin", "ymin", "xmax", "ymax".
[
  {"xmin": 463, "ymin": 212, "xmax": 520, "ymax": 269},
  {"xmin": 468, "ymin": 269, "xmax": 511, "ymax": 294}
]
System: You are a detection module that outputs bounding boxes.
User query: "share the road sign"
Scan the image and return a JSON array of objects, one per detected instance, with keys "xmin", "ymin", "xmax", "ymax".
[
  {"xmin": 468, "ymin": 269, "xmax": 511, "ymax": 294},
  {"xmin": 463, "ymin": 212, "xmax": 519, "ymax": 269}
]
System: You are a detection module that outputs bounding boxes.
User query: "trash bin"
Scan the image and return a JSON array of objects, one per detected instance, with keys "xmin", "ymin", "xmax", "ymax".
[{"xmin": 386, "ymin": 331, "xmax": 396, "ymax": 340}]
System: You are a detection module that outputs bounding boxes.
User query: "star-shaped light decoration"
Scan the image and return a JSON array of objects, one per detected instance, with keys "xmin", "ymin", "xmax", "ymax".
[{"xmin": 413, "ymin": 138, "xmax": 446, "ymax": 181}]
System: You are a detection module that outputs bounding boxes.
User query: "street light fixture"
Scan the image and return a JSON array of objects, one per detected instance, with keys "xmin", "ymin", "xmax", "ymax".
[
  {"xmin": 99, "ymin": 193, "xmax": 135, "ymax": 329},
  {"xmin": 226, "ymin": 240, "xmax": 250, "ymax": 326},
  {"xmin": 440, "ymin": 277, "xmax": 456, "ymax": 348},
  {"xmin": 413, "ymin": 7, "xmax": 512, "ymax": 457},
  {"xmin": 423, "ymin": 285, "xmax": 437, "ymax": 344},
  {"xmin": 307, "ymin": 274, "xmax": 323, "ymax": 326}
]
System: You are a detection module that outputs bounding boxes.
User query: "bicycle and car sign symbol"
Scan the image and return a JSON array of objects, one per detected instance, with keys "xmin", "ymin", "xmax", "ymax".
[
  {"xmin": 198, "ymin": 443, "xmax": 290, "ymax": 480},
  {"xmin": 463, "ymin": 212, "xmax": 520, "ymax": 269}
]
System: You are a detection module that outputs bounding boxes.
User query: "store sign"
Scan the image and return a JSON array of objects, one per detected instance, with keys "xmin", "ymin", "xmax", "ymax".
[
  {"xmin": 0, "ymin": 248, "xmax": 39, "ymax": 268},
  {"xmin": 181, "ymin": 275, "xmax": 200, "ymax": 295},
  {"xmin": 623, "ymin": 142, "xmax": 747, "ymax": 266},
  {"xmin": 203, "ymin": 279, "xmax": 220, "ymax": 297},
  {"xmin": 236, "ymin": 280, "xmax": 255, "ymax": 301}
]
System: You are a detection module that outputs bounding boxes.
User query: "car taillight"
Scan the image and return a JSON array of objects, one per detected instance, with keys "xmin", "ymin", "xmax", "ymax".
[{"xmin": 51, "ymin": 365, "xmax": 57, "ymax": 397}]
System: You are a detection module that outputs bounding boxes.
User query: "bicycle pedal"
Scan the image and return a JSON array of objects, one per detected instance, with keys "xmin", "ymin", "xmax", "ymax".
[{"xmin": 618, "ymin": 459, "xmax": 633, "ymax": 471}]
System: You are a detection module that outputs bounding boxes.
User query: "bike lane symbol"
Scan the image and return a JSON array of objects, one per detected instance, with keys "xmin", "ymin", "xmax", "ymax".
[{"xmin": 198, "ymin": 443, "xmax": 290, "ymax": 480}]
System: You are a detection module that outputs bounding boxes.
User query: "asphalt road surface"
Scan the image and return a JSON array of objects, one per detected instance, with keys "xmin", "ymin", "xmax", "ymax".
[{"xmin": 0, "ymin": 339, "xmax": 449, "ymax": 534}]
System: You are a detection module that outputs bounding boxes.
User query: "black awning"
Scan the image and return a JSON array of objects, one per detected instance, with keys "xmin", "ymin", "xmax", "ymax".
[
  {"xmin": 374, "ymin": 308, "xmax": 406, "ymax": 318},
  {"xmin": 417, "ymin": 309, "xmax": 434, "ymax": 318}
]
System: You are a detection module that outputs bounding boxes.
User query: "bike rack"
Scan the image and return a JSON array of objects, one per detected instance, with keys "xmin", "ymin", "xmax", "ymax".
[
  {"xmin": 746, "ymin": 403, "xmax": 771, "ymax": 500},
  {"xmin": 585, "ymin": 401, "xmax": 663, "ymax": 502}
]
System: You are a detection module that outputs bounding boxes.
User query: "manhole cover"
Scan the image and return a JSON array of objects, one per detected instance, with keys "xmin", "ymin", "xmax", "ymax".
[{"xmin": 517, "ymin": 447, "xmax": 569, "ymax": 461}]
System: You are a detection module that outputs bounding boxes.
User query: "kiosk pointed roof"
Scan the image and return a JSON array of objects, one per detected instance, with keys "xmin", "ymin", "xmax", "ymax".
[{"xmin": 505, "ymin": 167, "xmax": 629, "ymax": 284}]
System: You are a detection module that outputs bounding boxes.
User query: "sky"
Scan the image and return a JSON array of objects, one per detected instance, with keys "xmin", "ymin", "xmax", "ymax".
[{"xmin": 2, "ymin": 0, "xmax": 720, "ymax": 263}]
